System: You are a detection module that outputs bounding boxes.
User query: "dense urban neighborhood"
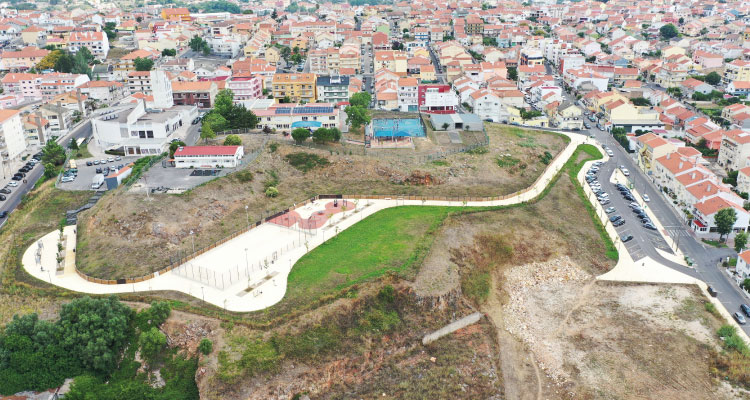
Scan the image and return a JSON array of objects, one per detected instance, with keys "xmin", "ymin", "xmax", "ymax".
[{"xmin": 3, "ymin": 0, "xmax": 750, "ymax": 398}]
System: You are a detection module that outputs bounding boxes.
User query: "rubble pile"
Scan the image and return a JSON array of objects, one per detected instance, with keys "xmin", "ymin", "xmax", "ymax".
[{"xmin": 502, "ymin": 256, "xmax": 590, "ymax": 383}]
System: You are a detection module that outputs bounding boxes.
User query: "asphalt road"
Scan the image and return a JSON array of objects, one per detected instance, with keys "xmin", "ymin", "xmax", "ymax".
[
  {"xmin": 586, "ymin": 122, "xmax": 747, "ymax": 332},
  {"xmin": 0, "ymin": 120, "xmax": 94, "ymax": 229}
]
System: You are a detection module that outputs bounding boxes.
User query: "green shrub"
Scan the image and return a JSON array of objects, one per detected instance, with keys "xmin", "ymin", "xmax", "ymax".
[
  {"xmin": 539, "ymin": 151, "xmax": 553, "ymax": 165},
  {"xmin": 269, "ymin": 142, "xmax": 279, "ymax": 153},
  {"xmin": 284, "ymin": 152, "xmax": 330, "ymax": 172},
  {"xmin": 234, "ymin": 169, "xmax": 253, "ymax": 182},
  {"xmin": 496, "ymin": 155, "xmax": 521, "ymax": 168},
  {"xmin": 198, "ymin": 339, "xmax": 213, "ymax": 355},
  {"xmin": 139, "ymin": 327, "xmax": 167, "ymax": 361},
  {"xmin": 265, "ymin": 186, "xmax": 279, "ymax": 197},
  {"xmin": 466, "ymin": 146, "xmax": 488, "ymax": 155}
]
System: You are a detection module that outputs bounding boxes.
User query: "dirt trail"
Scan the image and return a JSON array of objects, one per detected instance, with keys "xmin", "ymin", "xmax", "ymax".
[
  {"xmin": 483, "ymin": 272, "xmax": 541, "ymax": 400},
  {"xmin": 554, "ymin": 279, "xmax": 596, "ymax": 337}
]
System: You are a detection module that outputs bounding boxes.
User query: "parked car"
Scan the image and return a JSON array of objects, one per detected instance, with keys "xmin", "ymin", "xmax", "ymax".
[
  {"xmin": 605, "ymin": 207, "xmax": 616, "ymax": 214},
  {"xmin": 11, "ymin": 175, "xmax": 22, "ymax": 181},
  {"xmin": 0, "ymin": 188, "xmax": 9, "ymax": 194},
  {"xmin": 643, "ymin": 194, "xmax": 650, "ymax": 202},
  {"xmin": 100, "ymin": 159, "xmax": 106, "ymax": 164},
  {"xmin": 95, "ymin": 168, "xmax": 102, "ymax": 174},
  {"xmin": 708, "ymin": 286, "xmax": 717, "ymax": 297},
  {"xmin": 621, "ymin": 168, "xmax": 630, "ymax": 176},
  {"xmin": 191, "ymin": 117, "xmax": 201, "ymax": 125},
  {"xmin": 621, "ymin": 235, "xmax": 634, "ymax": 243},
  {"xmin": 609, "ymin": 215, "xmax": 622, "ymax": 222},
  {"xmin": 115, "ymin": 156, "xmax": 122, "ymax": 161},
  {"xmin": 613, "ymin": 219, "xmax": 625, "ymax": 227},
  {"xmin": 61, "ymin": 176, "xmax": 75, "ymax": 183},
  {"xmin": 606, "ymin": 149, "xmax": 614, "ymax": 157},
  {"xmin": 0, "ymin": 211, "xmax": 7, "ymax": 218},
  {"xmin": 86, "ymin": 161, "xmax": 93, "ymax": 166},
  {"xmin": 93, "ymin": 160, "xmax": 100, "ymax": 165},
  {"xmin": 643, "ymin": 223, "xmax": 656, "ymax": 230},
  {"xmin": 0, "ymin": 194, "xmax": 5, "ymax": 201},
  {"xmin": 741, "ymin": 304, "xmax": 750, "ymax": 317},
  {"xmin": 734, "ymin": 312, "xmax": 747, "ymax": 325},
  {"xmin": 7, "ymin": 181, "xmax": 18, "ymax": 187}
]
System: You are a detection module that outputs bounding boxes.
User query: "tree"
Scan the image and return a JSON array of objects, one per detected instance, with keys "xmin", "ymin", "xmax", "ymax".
[
  {"xmin": 678, "ymin": 17, "xmax": 684, "ymax": 25},
  {"xmin": 312, "ymin": 127, "xmax": 341, "ymax": 143},
  {"xmin": 735, "ymin": 232, "xmax": 748, "ymax": 253},
  {"xmin": 705, "ymin": 71, "xmax": 721, "ymax": 86},
  {"xmin": 520, "ymin": 109, "xmax": 542, "ymax": 120},
  {"xmin": 200, "ymin": 123, "xmax": 216, "ymax": 143},
  {"xmin": 224, "ymin": 134, "xmax": 242, "ymax": 146},
  {"xmin": 345, "ymin": 105, "xmax": 371, "ymax": 129},
  {"xmin": 58, "ymin": 296, "xmax": 132, "ymax": 374},
  {"xmin": 291, "ymin": 128, "xmax": 309, "ymax": 144},
  {"xmin": 189, "ymin": 35, "xmax": 208, "ymax": 52},
  {"xmin": 659, "ymin": 24, "xmax": 678, "ymax": 40},
  {"xmin": 203, "ymin": 112, "xmax": 229, "ymax": 132},
  {"xmin": 54, "ymin": 52, "xmax": 75, "ymax": 73},
  {"xmin": 577, "ymin": 32, "xmax": 585, "ymax": 38},
  {"xmin": 42, "ymin": 140, "xmax": 66, "ymax": 166},
  {"xmin": 271, "ymin": 9, "xmax": 278, "ymax": 19},
  {"xmin": 290, "ymin": 52, "xmax": 303, "ymax": 64},
  {"xmin": 198, "ymin": 339, "xmax": 213, "ymax": 355},
  {"xmin": 507, "ymin": 67, "xmax": 518, "ymax": 81},
  {"xmin": 138, "ymin": 327, "xmax": 166, "ymax": 361},
  {"xmin": 169, "ymin": 140, "xmax": 186, "ymax": 157},
  {"xmin": 214, "ymin": 89, "xmax": 234, "ymax": 116},
  {"xmin": 349, "ymin": 92, "xmax": 371, "ymax": 108},
  {"xmin": 68, "ymin": 138, "xmax": 79, "ymax": 150},
  {"xmin": 161, "ymin": 48, "xmax": 177, "ymax": 57},
  {"xmin": 631, "ymin": 97, "xmax": 652, "ymax": 106},
  {"xmin": 36, "ymin": 50, "xmax": 63, "ymax": 70},
  {"xmin": 133, "ymin": 57, "xmax": 153, "ymax": 71},
  {"xmin": 715, "ymin": 207, "xmax": 738, "ymax": 242}
]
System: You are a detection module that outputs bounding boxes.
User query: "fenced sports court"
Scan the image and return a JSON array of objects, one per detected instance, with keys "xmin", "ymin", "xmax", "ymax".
[{"xmin": 370, "ymin": 118, "xmax": 426, "ymax": 139}]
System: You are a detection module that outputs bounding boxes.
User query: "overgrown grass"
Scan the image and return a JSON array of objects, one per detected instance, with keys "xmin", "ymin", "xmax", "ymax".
[
  {"xmin": 465, "ymin": 146, "xmax": 488, "ymax": 155},
  {"xmin": 121, "ymin": 154, "xmax": 163, "ymax": 186},
  {"xmin": 71, "ymin": 143, "xmax": 93, "ymax": 159},
  {"xmin": 218, "ymin": 286, "xmax": 402, "ymax": 383},
  {"xmin": 284, "ymin": 152, "xmax": 330, "ymax": 172},
  {"xmin": 564, "ymin": 144, "xmax": 618, "ymax": 261}
]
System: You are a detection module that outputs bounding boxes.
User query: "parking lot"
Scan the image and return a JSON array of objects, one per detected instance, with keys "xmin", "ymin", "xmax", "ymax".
[
  {"xmin": 585, "ymin": 155, "xmax": 674, "ymax": 262},
  {"xmin": 134, "ymin": 164, "xmax": 234, "ymax": 193},
  {"xmin": 57, "ymin": 155, "xmax": 141, "ymax": 191}
]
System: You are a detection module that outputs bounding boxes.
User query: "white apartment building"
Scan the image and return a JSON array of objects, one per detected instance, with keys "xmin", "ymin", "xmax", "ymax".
[
  {"xmin": 469, "ymin": 90, "xmax": 506, "ymax": 123},
  {"xmin": 68, "ymin": 31, "xmax": 110, "ymax": 60},
  {"xmin": 397, "ymin": 77, "xmax": 419, "ymax": 112},
  {"xmin": 126, "ymin": 70, "xmax": 174, "ymax": 109},
  {"xmin": 0, "ymin": 109, "xmax": 26, "ymax": 170}
]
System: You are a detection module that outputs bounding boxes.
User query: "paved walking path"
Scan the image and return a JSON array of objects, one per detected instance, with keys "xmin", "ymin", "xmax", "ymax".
[{"xmin": 21, "ymin": 128, "xmax": 750, "ymax": 339}]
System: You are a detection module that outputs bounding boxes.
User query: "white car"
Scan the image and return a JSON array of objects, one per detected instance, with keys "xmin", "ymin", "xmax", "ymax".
[
  {"xmin": 61, "ymin": 176, "xmax": 75, "ymax": 183},
  {"xmin": 643, "ymin": 194, "xmax": 650, "ymax": 202},
  {"xmin": 7, "ymin": 181, "xmax": 18, "ymax": 187},
  {"xmin": 606, "ymin": 150, "xmax": 614, "ymax": 156},
  {"xmin": 621, "ymin": 168, "xmax": 630, "ymax": 176}
]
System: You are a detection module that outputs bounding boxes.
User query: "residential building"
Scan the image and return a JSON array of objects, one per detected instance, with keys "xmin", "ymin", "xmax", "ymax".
[
  {"xmin": 171, "ymin": 81, "xmax": 218, "ymax": 109},
  {"xmin": 126, "ymin": 70, "xmax": 174, "ymax": 109},
  {"xmin": 39, "ymin": 73, "xmax": 91, "ymax": 102},
  {"xmin": 397, "ymin": 77, "xmax": 419, "ymax": 112},
  {"xmin": 271, "ymin": 73, "xmax": 317, "ymax": 103},
  {"xmin": 718, "ymin": 130, "xmax": 750, "ymax": 170},
  {"xmin": 727, "ymin": 81, "xmax": 750, "ymax": 97},
  {"xmin": 680, "ymin": 78, "xmax": 715, "ymax": 97},
  {"xmin": 67, "ymin": 31, "xmax": 110, "ymax": 60},
  {"xmin": 316, "ymin": 76, "xmax": 350, "ymax": 104},
  {"xmin": 76, "ymin": 80, "xmax": 125, "ymax": 103},
  {"xmin": 553, "ymin": 103, "xmax": 584, "ymax": 130},
  {"xmin": 226, "ymin": 73, "xmax": 263, "ymax": 102},
  {"xmin": 469, "ymin": 90, "xmax": 504, "ymax": 123},
  {"xmin": 161, "ymin": 7, "xmax": 191, "ymax": 22},
  {"xmin": 23, "ymin": 113, "xmax": 49, "ymax": 147},
  {"xmin": 0, "ymin": 47, "xmax": 50, "ymax": 71},
  {"xmin": 724, "ymin": 60, "xmax": 750, "ymax": 85},
  {"xmin": 113, "ymin": 49, "xmax": 160, "ymax": 81},
  {"xmin": 0, "ymin": 109, "xmax": 26, "ymax": 171}
]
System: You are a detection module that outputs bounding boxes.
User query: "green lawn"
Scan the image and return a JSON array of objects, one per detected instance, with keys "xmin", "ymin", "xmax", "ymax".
[
  {"xmin": 284, "ymin": 206, "xmax": 453, "ymax": 309},
  {"xmin": 276, "ymin": 143, "xmax": 614, "ymax": 313}
]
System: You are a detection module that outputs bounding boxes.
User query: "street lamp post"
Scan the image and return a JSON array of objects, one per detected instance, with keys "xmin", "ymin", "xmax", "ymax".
[
  {"xmin": 244, "ymin": 248, "xmax": 249, "ymax": 274},
  {"xmin": 244, "ymin": 205, "xmax": 249, "ymax": 229},
  {"xmin": 201, "ymin": 286, "xmax": 205, "ymax": 304},
  {"xmin": 190, "ymin": 230, "xmax": 195, "ymax": 253}
]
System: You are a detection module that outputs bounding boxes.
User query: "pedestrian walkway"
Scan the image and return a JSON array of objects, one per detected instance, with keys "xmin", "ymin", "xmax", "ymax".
[{"xmin": 22, "ymin": 130, "xmax": 587, "ymax": 311}]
